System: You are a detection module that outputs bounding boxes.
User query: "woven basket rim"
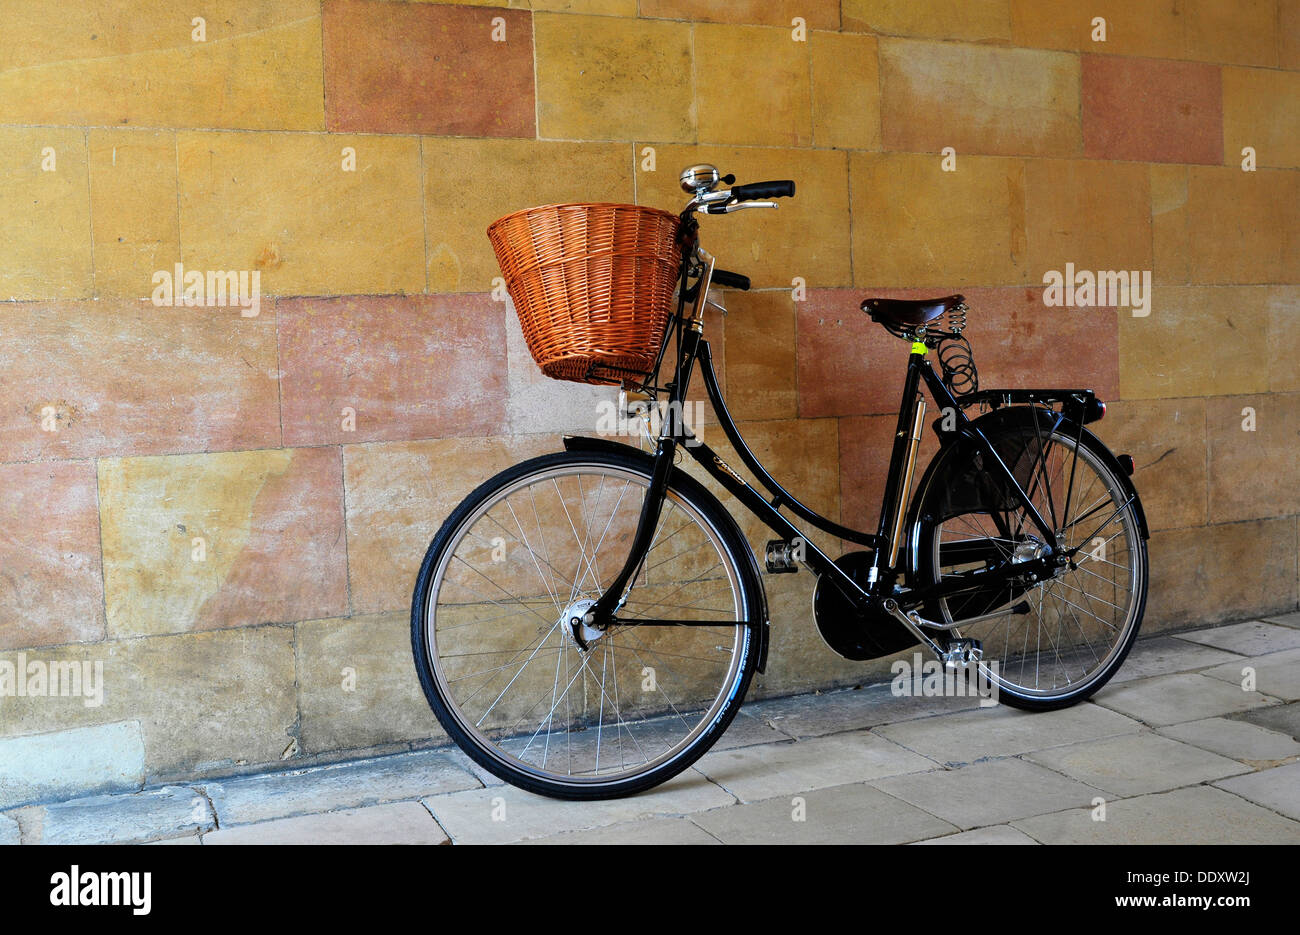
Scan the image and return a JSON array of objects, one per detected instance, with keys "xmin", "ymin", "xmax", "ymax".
[{"xmin": 486, "ymin": 201, "xmax": 681, "ymax": 238}]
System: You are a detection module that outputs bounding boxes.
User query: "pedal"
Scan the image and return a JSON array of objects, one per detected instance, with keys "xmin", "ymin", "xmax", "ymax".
[
  {"xmin": 941, "ymin": 638, "xmax": 983, "ymax": 669},
  {"xmin": 764, "ymin": 539, "xmax": 802, "ymax": 574}
]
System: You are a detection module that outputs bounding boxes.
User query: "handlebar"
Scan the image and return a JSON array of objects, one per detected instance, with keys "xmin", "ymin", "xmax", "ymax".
[
  {"xmin": 678, "ymin": 166, "xmax": 792, "ymax": 300},
  {"xmin": 711, "ymin": 269, "xmax": 750, "ymax": 291},
  {"xmin": 732, "ymin": 180, "xmax": 795, "ymax": 202}
]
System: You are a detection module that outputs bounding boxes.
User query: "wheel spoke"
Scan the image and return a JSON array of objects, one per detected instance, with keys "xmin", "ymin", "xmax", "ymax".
[{"xmin": 927, "ymin": 427, "xmax": 1143, "ymax": 701}]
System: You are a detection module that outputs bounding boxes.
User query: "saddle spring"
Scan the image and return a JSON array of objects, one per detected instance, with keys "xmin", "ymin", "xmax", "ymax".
[{"xmin": 937, "ymin": 302, "xmax": 978, "ymax": 396}]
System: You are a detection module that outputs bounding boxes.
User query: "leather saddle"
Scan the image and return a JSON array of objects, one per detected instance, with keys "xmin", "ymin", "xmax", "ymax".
[{"xmin": 861, "ymin": 294, "xmax": 965, "ymax": 329}]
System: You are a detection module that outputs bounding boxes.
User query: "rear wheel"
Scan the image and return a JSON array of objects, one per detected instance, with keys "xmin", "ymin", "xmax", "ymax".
[
  {"xmin": 411, "ymin": 448, "xmax": 761, "ymax": 799},
  {"xmin": 912, "ymin": 416, "xmax": 1147, "ymax": 710}
]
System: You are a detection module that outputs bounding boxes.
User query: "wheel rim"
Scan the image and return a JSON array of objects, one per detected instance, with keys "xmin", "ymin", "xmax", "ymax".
[
  {"xmin": 422, "ymin": 460, "xmax": 748, "ymax": 787},
  {"xmin": 927, "ymin": 432, "xmax": 1144, "ymax": 699}
]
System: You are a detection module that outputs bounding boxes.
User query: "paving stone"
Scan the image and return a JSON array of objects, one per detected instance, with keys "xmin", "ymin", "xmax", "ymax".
[
  {"xmin": 204, "ymin": 750, "xmax": 480, "ymax": 826},
  {"xmin": 1109, "ymin": 636, "xmax": 1243, "ymax": 684},
  {"xmin": 1024, "ymin": 731, "xmax": 1249, "ymax": 797},
  {"xmin": 0, "ymin": 721, "xmax": 145, "ymax": 809},
  {"xmin": 439, "ymin": 747, "xmax": 505, "ymax": 789},
  {"xmin": 1214, "ymin": 763, "xmax": 1300, "ymax": 822},
  {"xmin": 1235, "ymin": 702, "xmax": 1300, "ymax": 741},
  {"xmin": 40, "ymin": 786, "xmax": 214, "ymax": 845},
  {"xmin": 0, "ymin": 812, "xmax": 19, "ymax": 845},
  {"xmin": 691, "ymin": 783, "xmax": 957, "ymax": 845},
  {"xmin": 1264, "ymin": 611, "xmax": 1300, "ymax": 629},
  {"xmin": 1012, "ymin": 786, "xmax": 1300, "ymax": 844},
  {"xmin": 519, "ymin": 817, "xmax": 720, "ymax": 846},
  {"xmin": 693, "ymin": 732, "xmax": 937, "ymax": 803},
  {"xmin": 872, "ymin": 758, "xmax": 1103, "ymax": 830},
  {"xmin": 1159, "ymin": 718, "xmax": 1300, "ymax": 764},
  {"xmin": 700, "ymin": 710, "xmax": 795, "ymax": 749},
  {"xmin": 873, "ymin": 702, "xmax": 1142, "ymax": 765},
  {"xmin": 911, "ymin": 825, "xmax": 1040, "ymax": 845},
  {"xmin": 741, "ymin": 683, "xmax": 980, "ymax": 738},
  {"xmin": 1199, "ymin": 648, "xmax": 1300, "ymax": 702},
  {"xmin": 204, "ymin": 802, "xmax": 449, "ymax": 845},
  {"xmin": 1094, "ymin": 673, "xmax": 1278, "ymax": 727},
  {"xmin": 1176, "ymin": 620, "xmax": 1300, "ymax": 656},
  {"xmin": 423, "ymin": 771, "xmax": 734, "ymax": 844}
]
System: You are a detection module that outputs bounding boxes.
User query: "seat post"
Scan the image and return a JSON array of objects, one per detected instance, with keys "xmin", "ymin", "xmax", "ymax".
[{"xmin": 871, "ymin": 344, "xmax": 928, "ymax": 582}]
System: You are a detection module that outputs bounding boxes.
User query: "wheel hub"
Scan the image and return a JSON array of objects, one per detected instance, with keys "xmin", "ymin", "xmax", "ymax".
[
  {"xmin": 1012, "ymin": 536, "xmax": 1046, "ymax": 563},
  {"xmin": 559, "ymin": 598, "xmax": 605, "ymax": 651}
]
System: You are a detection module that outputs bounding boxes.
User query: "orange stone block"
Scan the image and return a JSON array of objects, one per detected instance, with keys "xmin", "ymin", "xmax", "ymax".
[
  {"xmin": 324, "ymin": 0, "xmax": 535, "ymax": 137},
  {"xmin": 278, "ymin": 294, "xmax": 508, "ymax": 446}
]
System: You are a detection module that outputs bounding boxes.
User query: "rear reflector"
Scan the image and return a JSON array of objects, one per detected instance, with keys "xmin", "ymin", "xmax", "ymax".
[{"xmin": 1117, "ymin": 454, "xmax": 1135, "ymax": 476}]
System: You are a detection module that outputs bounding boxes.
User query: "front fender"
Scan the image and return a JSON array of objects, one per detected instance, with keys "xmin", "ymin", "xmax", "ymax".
[{"xmin": 561, "ymin": 435, "xmax": 772, "ymax": 673}]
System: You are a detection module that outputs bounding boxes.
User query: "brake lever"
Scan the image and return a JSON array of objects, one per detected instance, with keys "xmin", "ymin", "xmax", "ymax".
[{"xmin": 704, "ymin": 201, "xmax": 779, "ymax": 215}]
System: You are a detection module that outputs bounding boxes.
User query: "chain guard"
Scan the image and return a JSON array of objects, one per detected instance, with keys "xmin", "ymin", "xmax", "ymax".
[{"xmin": 813, "ymin": 552, "xmax": 921, "ymax": 661}]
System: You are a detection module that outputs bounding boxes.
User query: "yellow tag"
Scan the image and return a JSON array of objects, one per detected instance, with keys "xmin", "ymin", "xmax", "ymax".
[{"xmin": 910, "ymin": 341, "xmax": 927, "ymax": 355}]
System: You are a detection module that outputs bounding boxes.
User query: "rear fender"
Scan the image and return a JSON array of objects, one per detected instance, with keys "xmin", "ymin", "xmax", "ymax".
[{"xmin": 905, "ymin": 404, "xmax": 1150, "ymax": 577}]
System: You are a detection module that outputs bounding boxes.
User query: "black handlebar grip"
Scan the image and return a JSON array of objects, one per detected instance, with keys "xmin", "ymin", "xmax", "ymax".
[
  {"xmin": 731, "ymin": 180, "xmax": 795, "ymax": 202},
  {"xmin": 712, "ymin": 269, "xmax": 750, "ymax": 291}
]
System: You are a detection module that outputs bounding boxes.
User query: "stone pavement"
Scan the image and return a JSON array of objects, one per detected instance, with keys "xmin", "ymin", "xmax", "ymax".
[{"xmin": 4, "ymin": 613, "xmax": 1299, "ymax": 845}]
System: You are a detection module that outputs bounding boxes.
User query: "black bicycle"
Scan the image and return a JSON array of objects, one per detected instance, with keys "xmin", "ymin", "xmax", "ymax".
[{"xmin": 411, "ymin": 165, "xmax": 1149, "ymax": 799}]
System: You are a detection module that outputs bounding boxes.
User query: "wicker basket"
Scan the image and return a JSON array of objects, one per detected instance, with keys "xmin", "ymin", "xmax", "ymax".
[{"xmin": 487, "ymin": 203, "xmax": 682, "ymax": 386}]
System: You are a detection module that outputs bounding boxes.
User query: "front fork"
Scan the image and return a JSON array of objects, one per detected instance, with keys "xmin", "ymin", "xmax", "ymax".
[{"xmin": 583, "ymin": 434, "xmax": 678, "ymax": 637}]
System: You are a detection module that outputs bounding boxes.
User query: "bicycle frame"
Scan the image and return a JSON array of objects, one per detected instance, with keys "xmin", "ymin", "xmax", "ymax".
[{"xmin": 580, "ymin": 231, "xmax": 1102, "ymax": 660}]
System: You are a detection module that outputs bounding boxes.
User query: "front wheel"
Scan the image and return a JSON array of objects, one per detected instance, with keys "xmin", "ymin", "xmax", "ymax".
[
  {"xmin": 911, "ymin": 413, "xmax": 1148, "ymax": 711},
  {"xmin": 411, "ymin": 447, "xmax": 762, "ymax": 800}
]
